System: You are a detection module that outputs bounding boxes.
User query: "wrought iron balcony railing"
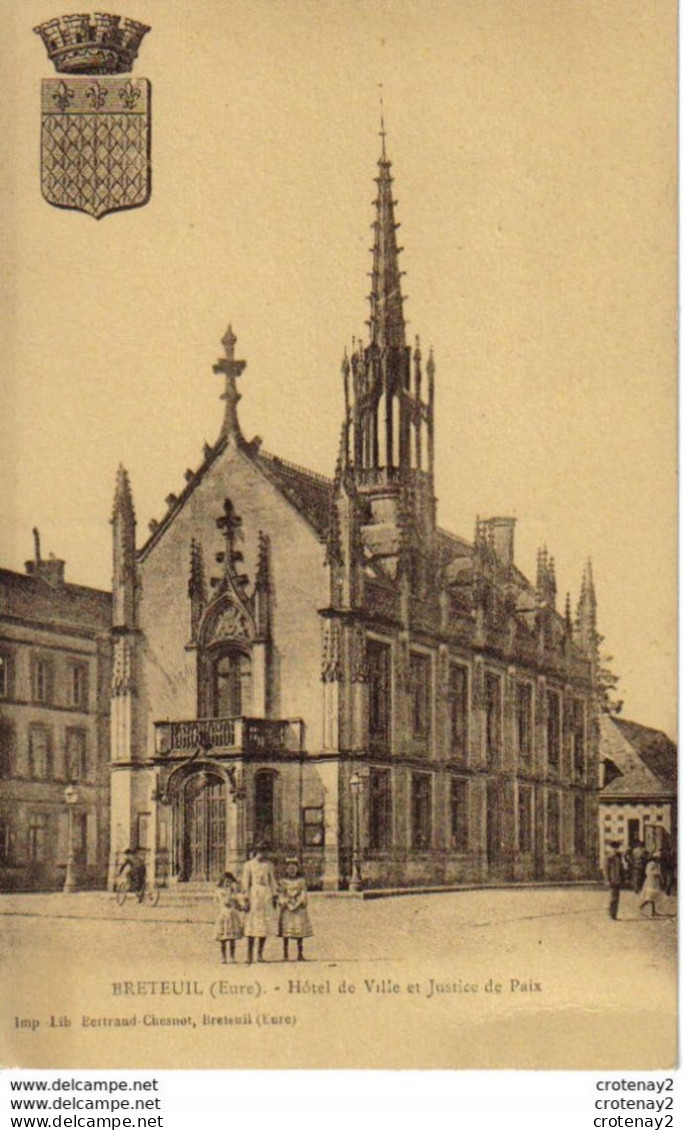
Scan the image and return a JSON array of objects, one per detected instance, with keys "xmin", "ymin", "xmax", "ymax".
[{"xmin": 154, "ymin": 717, "xmax": 304, "ymax": 757}]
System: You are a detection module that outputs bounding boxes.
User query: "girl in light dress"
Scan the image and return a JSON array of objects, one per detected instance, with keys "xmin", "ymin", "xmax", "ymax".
[
  {"xmin": 639, "ymin": 856, "xmax": 662, "ymax": 918},
  {"xmin": 215, "ymin": 870, "xmax": 245, "ymax": 963},
  {"xmin": 278, "ymin": 858, "xmax": 313, "ymax": 962}
]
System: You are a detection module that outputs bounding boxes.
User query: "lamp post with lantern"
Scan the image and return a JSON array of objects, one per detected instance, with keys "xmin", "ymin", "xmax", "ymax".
[
  {"xmin": 63, "ymin": 783, "xmax": 80, "ymax": 894},
  {"xmin": 349, "ymin": 770, "xmax": 364, "ymax": 892}
]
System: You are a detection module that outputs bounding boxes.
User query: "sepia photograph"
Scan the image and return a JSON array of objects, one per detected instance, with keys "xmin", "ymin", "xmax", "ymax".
[{"xmin": 0, "ymin": 0, "xmax": 677, "ymax": 1071}]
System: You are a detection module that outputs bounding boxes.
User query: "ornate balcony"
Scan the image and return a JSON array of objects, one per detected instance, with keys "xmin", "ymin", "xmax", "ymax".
[{"xmin": 154, "ymin": 717, "xmax": 305, "ymax": 758}]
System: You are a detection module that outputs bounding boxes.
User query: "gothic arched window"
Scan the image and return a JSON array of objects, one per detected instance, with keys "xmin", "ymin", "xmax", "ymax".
[{"xmin": 212, "ymin": 649, "xmax": 251, "ymax": 718}]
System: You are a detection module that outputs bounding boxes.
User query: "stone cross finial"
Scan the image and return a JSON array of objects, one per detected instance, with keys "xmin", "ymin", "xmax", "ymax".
[{"xmin": 212, "ymin": 325, "xmax": 247, "ymax": 440}]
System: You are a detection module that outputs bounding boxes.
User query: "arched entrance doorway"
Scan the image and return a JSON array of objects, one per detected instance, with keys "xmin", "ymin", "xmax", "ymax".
[{"xmin": 181, "ymin": 771, "xmax": 226, "ymax": 882}]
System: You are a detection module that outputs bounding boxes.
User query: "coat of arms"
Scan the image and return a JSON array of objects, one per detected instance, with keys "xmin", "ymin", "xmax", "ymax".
[{"xmin": 34, "ymin": 13, "xmax": 151, "ymax": 219}]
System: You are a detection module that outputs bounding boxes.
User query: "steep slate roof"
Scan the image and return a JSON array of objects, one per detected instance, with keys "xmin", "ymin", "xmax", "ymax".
[
  {"xmin": 610, "ymin": 718, "xmax": 678, "ymax": 791},
  {"xmin": 601, "ymin": 715, "xmax": 677, "ymax": 799},
  {"xmin": 0, "ymin": 568, "xmax": 110, "ymax": 634},
  {"xmin": 251, "ymin": 450, "xmax": 333, "ymax": 539}
]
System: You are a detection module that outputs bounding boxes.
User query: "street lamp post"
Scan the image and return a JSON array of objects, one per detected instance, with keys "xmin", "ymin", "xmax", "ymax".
[
  {"xmin": 349, "ymin": 771, "xmax": 364, "ymax": 892},
  {"xmin": 63, "ymin": 784, "xmax": 80, "ymax": 894}
]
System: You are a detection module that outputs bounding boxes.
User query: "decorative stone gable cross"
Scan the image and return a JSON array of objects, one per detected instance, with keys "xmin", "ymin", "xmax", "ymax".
[
  {"xmin": 216, "ymin": 497, "xmax": 243, "ymax": 578},
  {"xmin": 213, "ymin": 325, "xmax": 247, "ymax": 440}
]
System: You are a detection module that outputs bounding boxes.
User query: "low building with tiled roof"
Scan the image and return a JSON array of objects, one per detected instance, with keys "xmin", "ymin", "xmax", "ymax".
[
  {"xmin": 109, "ymin": 132, "xmax": 601, "ymax": 891},
  {"xmin": 0, "ymin": 532, "xmax": 111, "ymax": 891},
  {"xmin": 599, "ymin": 714, "xmax": 677, "ymax": 864}
]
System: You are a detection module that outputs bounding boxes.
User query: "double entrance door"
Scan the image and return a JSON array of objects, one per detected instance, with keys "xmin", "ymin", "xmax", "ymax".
[{"xmin": 183, "ymin": 772, "xmax": 226, "ymax": 882}]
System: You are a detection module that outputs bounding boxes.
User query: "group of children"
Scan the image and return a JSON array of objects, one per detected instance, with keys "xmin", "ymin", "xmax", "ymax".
[{"xmin": 215, "ymin": 847, "xmax": 313, "ymax": 964}]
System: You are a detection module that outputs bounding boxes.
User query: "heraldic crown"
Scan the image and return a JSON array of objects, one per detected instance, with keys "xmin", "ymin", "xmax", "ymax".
[{"xmin": 34, "ymin": 13, "xmax": 150, "ymax": 75}]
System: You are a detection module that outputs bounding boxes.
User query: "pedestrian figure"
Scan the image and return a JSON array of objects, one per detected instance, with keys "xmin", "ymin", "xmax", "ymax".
[
  {"xmin": 215, "ymin": 870, "xmax": 244, "ymax": 963},
  {"xmin": 241, "ymin": 842, "xmax": 278, "ymax": 964},
  {"xmin": 630, "ymin": 840, "xmax": 648, "ymax": 893},
  {"xmin": 605, "ymin": 840, "xmax": 623, "ymax": 920},
  {"xmin": 118, "ymin": 848, "xmax": 146, "ymax": 903},
  {"xmin": 278, "ymin": 858, "xmax": 313, "ymax": 962},
  {"xmin": 639, "ymin": 855, "xmax": 662, "ymax": 918}
]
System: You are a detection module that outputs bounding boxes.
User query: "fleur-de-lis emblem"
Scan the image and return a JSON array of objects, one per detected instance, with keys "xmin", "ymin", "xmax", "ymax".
[
  {"xmin": 118, "ymin": 80, "xmax": 141, "ymax": 111},
  {"xmin": 85, "ymin": 81, "xmax": 108, "ymax": 109},
  {"xmin": 52, "ymin": 81, "xmax": 73, "ymax": 112}
]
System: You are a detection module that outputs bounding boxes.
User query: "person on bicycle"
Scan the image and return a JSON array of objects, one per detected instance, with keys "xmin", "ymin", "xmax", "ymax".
[{"xmin": 118, "ymin": 849, "xmax": 146, "ymax": 903}]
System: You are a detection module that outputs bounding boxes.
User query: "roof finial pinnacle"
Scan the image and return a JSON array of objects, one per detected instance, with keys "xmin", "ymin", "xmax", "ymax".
[{"xmin": 379, "ymin": 83, "xmax": 387, "ymax": 160}]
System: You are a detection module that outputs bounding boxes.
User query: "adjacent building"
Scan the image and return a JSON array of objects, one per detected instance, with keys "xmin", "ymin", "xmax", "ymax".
[
  {"xmin": 0, "ymin": 533, "xmax": 111, "ymax": 891},
  {"xmin": 108, "ymin": 134, "xmax": 601, "ymax": 890},
  {"xmin": 599, "ymin": 714, "xmax": 677, "ymax": 865}
]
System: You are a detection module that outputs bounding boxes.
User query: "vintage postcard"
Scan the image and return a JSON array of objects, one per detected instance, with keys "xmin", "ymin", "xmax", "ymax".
[{"xmin": 0, "ymin": 0, "xmax": 677, "ymax": 1070}]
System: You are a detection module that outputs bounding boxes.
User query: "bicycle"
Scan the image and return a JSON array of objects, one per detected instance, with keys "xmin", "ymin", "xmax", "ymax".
[{"xmin": 114, "ymin": 878, "xmax": 160, "ymax": 907}]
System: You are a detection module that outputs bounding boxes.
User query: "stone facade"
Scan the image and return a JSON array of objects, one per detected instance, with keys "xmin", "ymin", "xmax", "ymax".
[
  {"xmin": 109, "ymin": 138, "xmax": 601, "ymax": 890},
  {"xmin": 0, "ymin": 534, "xmax": 111, "ymax": 891}
]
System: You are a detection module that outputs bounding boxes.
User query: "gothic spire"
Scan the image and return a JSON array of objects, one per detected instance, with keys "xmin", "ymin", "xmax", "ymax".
[
  {"xmin": 112, "ymin": 463, "xmax": 135, "ymax": 523},
  {"xmin": 111, "ymin": 464, "xmax": 137, "ymax": 629},
  {"xmin": 368, "ymin": 120, "xmax": 406, "ymax": 349}
]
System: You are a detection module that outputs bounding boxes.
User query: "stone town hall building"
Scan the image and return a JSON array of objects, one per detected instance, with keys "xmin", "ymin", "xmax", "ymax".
[{"xmin": 109, "ymin": 136, "xmax": 600, "ymax": 890}]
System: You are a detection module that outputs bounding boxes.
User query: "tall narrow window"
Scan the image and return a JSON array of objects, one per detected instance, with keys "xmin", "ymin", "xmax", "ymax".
[
  {"xmin": 68, "ymin": 663, "xmax": 88, "ymax": 709},
  {"xmin": 409, "ymin": 653, "xmax": 431, "ymax": 742},
  {"xmin": 546, "ymin": 790, "xmax": 561, "ymax": 855},
  {"xmin": 485, "ymin": 672, "xmax": 502, "ymax": 764},
  {"xmin": 0, "ymin": 719, "xmax": 13, "ymax": 778},
  {"xmin": 450, "ymin": 664, "xmax": 468, "ymax": 759},
  {"xmin": 449, "ymin": 777, "xmax": 468, "ymax": 852},
  {"xmin": 32, "ymin": 656, "xmax": 53, "ymax": 705},
  {"xmin": 367, "ymin": 641, "xmax": 391, "ymax": 748},
  {"xmin": 28, "ymin": 726, "xmax": 51, "ymax": 779},
  {"xmin": 515, "ymin": 682, "xmax": 533, "ymax": 762},
  {"xmin": 411, "ymin": 773, "xmax": 432, "ymax": 850},
  {"xmin": 368, "ymin": 768, "xmax": 392, "ymax": 850},
  {"xmin": 254, "ymin": 770, "xmax": 277, "ymax": 847},
  {"xmin": 0, "ymin": 817, "xmax": 11, "ymax": 864},
  {"xmin": 518, "ymin": 786, "xmax": 534, "ymax": 853},
  {"xmin": 27, "ymin": 813, "xmax": 48, "ymax": 863},
  {"xmin": 0, "ymin": 650, "xmax": 12, "ymax": 699},
  {"xmin": 574, "ymin": 794, "xmax": 586, "ymax": 855},
  {"xmin": 66, "ymin": 729, "xmax": 87, "ymax": 780},
  {"xmin": 573, "ymin": 698, "xmax": 586, "ymax": 777},
  {"xmin": 547, "ymin": 689, "xmax": 561, "ymax": 769},
  {"xmin": 213, "ymin": 650, "xmax": 251, "ymax": 717}
]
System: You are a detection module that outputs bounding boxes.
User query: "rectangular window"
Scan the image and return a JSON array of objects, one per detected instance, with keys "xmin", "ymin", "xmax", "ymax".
[
  {"xmin": 409, "ymin": 653, "xmax": 431, "ymax": 741},
  {"xmin": 515, "ymin": 682, "xmax": 533, "ymax": 762},
  {"xmin": 0, "ymin": 719, "xmax": 13, "ymax": 778},
  {"xmin": 449, "ymin": 664, "xmax": 468, "ymax": 759},
  {"xmin": 485, "ymin": 673, "xmax": 502, "ymax": 763},
  {"xmin": 67, "ymin": 663, "xmax": 89, "ymax": 709},
  {"xmin": 368, "ymin": 769, "xmax": 392, "ymax": 850},
  {"xmin": 518, "ymin": 786, "xmax": 534, "ymax": 853},
  {"xmin": 0, "ymin": 817, "xmax": 12, "ymax": 864},
  {"xmin": 547, "ymin": 689, "xmax": 561, "ymax": 768},
  {"xmin": 574, "ymin": 794, "xmax": 586, "ymax": 855},
  {"xmin": 302, "ymin": 807, "xmax": 325, "ymax": 848},
  {"xmin": 546, "ymin": 791, "xmax": 561, "ymax": 855},
  {"xmin": 367, "ymin": 641, "xmax": 391, "ymax": 747},
  {"xmin": 28, "ymin": 813, "xmax": 48, "ymax": 863},
  {"xmin": 31, "ymin": 656, "xmax": 53, "ymax": 705},
  {"xmin": 573, "ymin": 698, "xmax": 586, "ymax": 776},
  {"xmin": 411, "ymin": 773, "xmax": 432, "ymax": 850},
  {"xmin": 65, "ymin": 729, "xmax": 87, "ymax": 780},
  {"xmin": 0, "ymin": 650, "xmax": 12, "ymax": 699},
  {"xmin": 28, "ymin": 726, "xmax": 51, "ymax": 779},
  {"xmin": 449, "ymin": 778, "xmax": 468, "ymax": 852}
]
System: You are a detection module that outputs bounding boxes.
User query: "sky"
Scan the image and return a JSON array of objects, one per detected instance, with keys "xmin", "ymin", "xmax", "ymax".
[{"xmin": 0, "ymin": 0, "xmax": 677, "ymax": 736}]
